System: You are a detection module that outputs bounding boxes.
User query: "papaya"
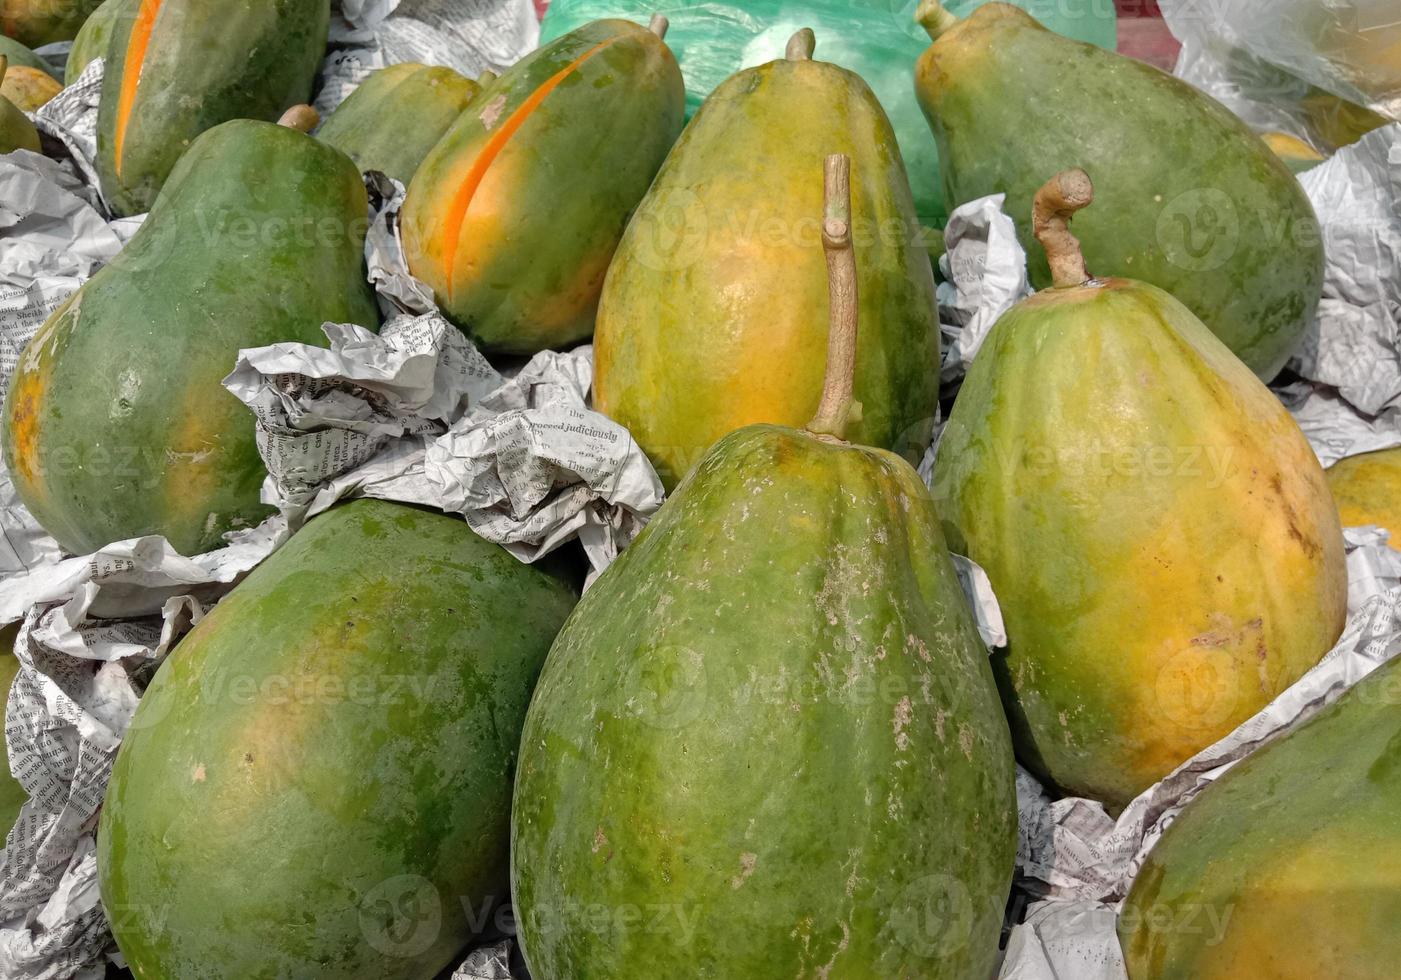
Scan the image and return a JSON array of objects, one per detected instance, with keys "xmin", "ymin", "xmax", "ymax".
[
  {"xmin": 0, "ymin": 33, "xmax": 53, "ymax": 77},
  {"xmin": 0, "ymin": 630, "xmax": 25, "ymax": 841},
  {"xmin": 914, "ymin": 1, "xmax": 1325, "ymax": 381},
  {"xmin": 1119, "ymin": 651, "xmax": 1401, "ymax": 978},
  {"xmin": 1261, "ymin": 131, "xmax": 1327, "ymax": 174},
  {"xmin": 2, "ymin": 118, "xmax": 379, "ymax": 557},
  {"xmin": 1, "ymin": 60, "xmax": 57, "ymax": 109},
  {"xmin": 1327, "ymin": 448, "xmax": 1401, "ymax": 549},
  {"xmin": 65, "ymin": 0, "xmax": 131, "ymax": 85},
  {"xmin": 513, "ymin": 156, "xmax": 1016, "ymax": 979},
  {"xmin": 96, "ymin": 0, "xmax": 329, "ymax": 216},
  {"xmin": 932, "ymin": 170, "xmax": 1347, "ymax": 809},
  {"xmin": 594, "ymin": 29, "xmax": 941, "ymax": 490},
  {"xmin": 317, "ymin": 62, "xmax": 484, "ymax": 186},
  {"xmin": 401, "ymin": 17, "xmax": 684, "ymax": 355},
  {"xmin": 0, "ymin": 57, "xmax": 39, "ymax": 153},
  {"xmin": 99, "ymin": 499, "xmax": 580, "ymax": 979},
  {"xmin": 1, "ymin": 0, "xmax": 102, "ymax": 47}
]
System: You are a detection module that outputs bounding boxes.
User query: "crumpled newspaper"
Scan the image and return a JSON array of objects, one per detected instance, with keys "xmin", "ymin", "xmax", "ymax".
[
  {"xmin": 936, "ymin": 193, "xmax": 1033, "ymax": 385},
  {"xmin": 451, "ymin": 938, "xmax": 520, "ymax": 979},
  {"xmin": 317, "ymin": 0, "xmax": 540, "ymax": 117},
  {"xmin": 999, "ymin": 528, "xmax": 1401, "ymax": 979},
  {"xmin": 1287, "ymin": 123, "xmax": 1401, "ymax": 418},
  {"xmin": 223, "ymin": 313, "xmax": 664, "ymax": 575}
]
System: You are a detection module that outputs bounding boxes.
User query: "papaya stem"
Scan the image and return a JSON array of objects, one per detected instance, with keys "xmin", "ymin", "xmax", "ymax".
[
  {"xmin": 648, "ymin": 14, "xmax": 669, "ymax": 39},
  {"xmin": 786, "ymin": 28, "xmax": 816, "ymax": 61},
  {"xmin": 1032, "ymin": 168, "xmax": 1094, "ymax": 288},
  {"xmin": 477, "ymin": 69, "xmax": 498, "ymax": 85},
  {"xmin": 277, "ymin": 104, "xmax": 320, "ymax": 133},
  {"xmin": 807, "ymin": 154, "xmax": 859, "ymax": 442},
  {"xmin": 916, "ymin": 0, "xmax": 960, "ymax": 41}
]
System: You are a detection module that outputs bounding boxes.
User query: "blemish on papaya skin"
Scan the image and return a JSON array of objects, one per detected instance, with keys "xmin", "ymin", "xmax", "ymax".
[
  {"xmin": 730, "ymin": 852, "xmax": 757, "ymax": 890},
  {"xmin": 192, "ymin": 764, "xmax": 206, "ymax": 782}
]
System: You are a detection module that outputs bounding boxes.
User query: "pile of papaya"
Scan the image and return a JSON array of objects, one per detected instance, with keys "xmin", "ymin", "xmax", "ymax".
[{"xmin": 0, "ymin": 0, "xmax": 1395, "ymax": 976}]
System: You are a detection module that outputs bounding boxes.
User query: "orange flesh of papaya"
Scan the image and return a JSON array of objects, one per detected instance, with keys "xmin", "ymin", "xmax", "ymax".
[
  {"xmin": 114, "ymin": 0, "xmax": 163, "ymax": 180},
  {"xmin": 433, "ymin": 34, "xmax": 622, "ymax": 299}
]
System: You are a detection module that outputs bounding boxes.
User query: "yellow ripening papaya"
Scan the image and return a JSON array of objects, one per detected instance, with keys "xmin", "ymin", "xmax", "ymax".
[
  {"xmin": 1261, "ymin": 131, "xmax": 1327, "ymax": 173},
  {"xmin": 401, "ymin": 18, "xmax": 685, "ymax": 356},
  {"xmin": 594, "ymin": 29, "xmax": 941, "ymax": 490},
  {"xmin": 933, "ymin": 169, "xmax": 1347, "ymax": 809},
  {"xmin": 1327, "ymin": 448, "xmax": 1401, "ymax": 549},
  {"xmin": 1120, "ymin": 650, "xmax": 1401, "ymax": 979},
  {"xmin": 1, "ymin": 60, "xmax": 57, "ymax": 109}
]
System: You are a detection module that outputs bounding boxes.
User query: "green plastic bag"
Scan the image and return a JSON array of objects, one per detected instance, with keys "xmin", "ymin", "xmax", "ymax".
[{"xmin": 540, "ymin": 0, "xmax": 1117, "ymax": 225}]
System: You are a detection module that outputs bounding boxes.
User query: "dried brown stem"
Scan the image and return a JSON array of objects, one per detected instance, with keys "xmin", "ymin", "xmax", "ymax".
[
  {"xmin": 916, "ymin": 0, "xmax": 960, "ymax": 41},
  {"xmin": 648, "ymin": 13, "xmax": 669, "ymax": 39},
  {"xmin": 807, "ymin": 153, "xmax": 860, "ymax": 441},
  {"xmin": 1032, "ymin": 168, "xmax": 1094, "ymax": 288},
  {"xmin": 786, "ymin": 28, "xmax": 816, "ymax": 61},
  {"xmin": 277, "ymin": 104, "xmax": 320, "ymax": 133}
]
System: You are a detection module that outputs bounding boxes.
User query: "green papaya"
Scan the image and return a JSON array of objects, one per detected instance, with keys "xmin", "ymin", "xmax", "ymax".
[
  {"xmin": 65, "ymin": 0, "xmax": 131, "ymax": 85},
  {"xmin": 1, "ymin": 0, "xmax": 102, "ymax": 47},
  {"xmin": 3, "ymin": 118, "xmax": 379, "ymax": 557},
  {"xmin": 99, "ymin": 499, "xmax": 580, "ymax": 979},
  {"xmin": 914, "ymin": 1, "xmax": 1325, "ymax": 381},
  {"xmin": 0, "ymin": 56, "xmax": 39, "ymax": 153},
  {"xmin": 1328, "ymin": 448, "xmax": 1401, "ymax": 549},
  {"xmin": 0, "ymin": 631, "xmax": 25, "ymax": 840},
  {"xmin": 1119, "ymin": 651, "xmax": 1401, "ymax": 978},
  {"xmin": 96, "ymin": 0, "xmax": 330, "ymax": 216},
  {"xmin": 0, "ymin": 34, "xmax": 53, "ymax": 77},
  {"xmin": 594, "ymin": 29, "xmax": 941, "ymax": 490},
  {"xmin": 513, "ymin": 156, "xmax": 1016, "ymax": 979},
  {"xmin": 317, "ymin": 62, "xmax": 483, "ymax": 186},
  {"xmin": 401, "ymin": 17, "xmax": 685, "ymax": 355},
  {"xmin": 932, "ymin": 170, "xmax": 1347, "ymax": 809}
]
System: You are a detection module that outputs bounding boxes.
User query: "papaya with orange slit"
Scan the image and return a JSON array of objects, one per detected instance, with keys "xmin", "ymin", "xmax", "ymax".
[
  {"xmin": 96, "ymin": 0, "xmax": 329, "ymax": 216},
  {"xmin": 400, "ymin": 18, "xmax": 685, "ymax": 356},
  {"xmin": 3, "ymin": 118, "xmax": 379, "ymax": 557}
]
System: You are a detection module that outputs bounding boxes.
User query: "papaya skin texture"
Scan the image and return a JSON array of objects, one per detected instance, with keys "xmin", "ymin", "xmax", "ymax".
[
  {"xmin": 97, "ymin": 0, "xmax": 329, "ymax": 216},
  {"xmin": 316, "ymin": 63, "xmax": 481, "ymax": 186},
  {"xmin": 513, "ymin": 424, "xmax": 1017, "ymax": 980},
  {"xmin": 401, "ymin": 19, "xmax": 685, "ymax": 355},
  {"xmin": 1, "ymin": 0, "xmax": 103, "ymax": 47},
  {"xmin": 932, "ymin": 278, "xmax": 1347, "ymax": 808},
  {"xmin": 1120, "ymin": 653, "xmax": 1401, "ymax": 979},
  {"xmin": 915, "ymin": 3, "xmax": 1324, "ymax": 381},
  {"xmin": 1326, "ymin": 448, "xmax": 1401, "ymax": 549},
  {"xmin": 65, "ymin": 0, "xmax": 129, "ymax": 85},
  {"xmin": 2, "ymin": 120, "xmax": 379, "ymax": 557},
  {"xmin": 594, "ymin": 53, "xmax": 940, "ymax": 490},
  {"xmin": 98, "ymin": 500, "xmax": 580, "ymax": 979}
]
